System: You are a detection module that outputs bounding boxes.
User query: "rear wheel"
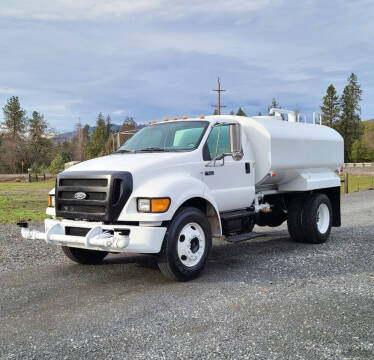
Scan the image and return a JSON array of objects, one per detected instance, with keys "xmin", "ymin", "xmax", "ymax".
[
  {"xmin": 287, "ymin": 196, "xmax": 306, "ymax": 242},
  {"xmin": 157, "ymin": 207, "xmax": 212, "ymax": 281},
  {"xmin": 61, "ymin": 246, "xmax": 108, "ymax": 264},
  {"xmin": 302, "ymin": 193, "xmax": 332, "ymax": 244}
]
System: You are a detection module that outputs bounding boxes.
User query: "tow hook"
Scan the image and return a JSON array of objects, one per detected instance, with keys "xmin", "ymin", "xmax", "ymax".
[{"xmin": 17, "ymin": 222, "xmax": 29, "ymax": 228}]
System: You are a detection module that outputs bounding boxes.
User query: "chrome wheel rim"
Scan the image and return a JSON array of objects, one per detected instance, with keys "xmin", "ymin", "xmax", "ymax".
[
  {"xmin": 177, "ymin": 222, "xmax": 206, "ymax": 267},
  {"xmin": 316, "ymin": 203, "xmax": 330, "ymax": 234}
]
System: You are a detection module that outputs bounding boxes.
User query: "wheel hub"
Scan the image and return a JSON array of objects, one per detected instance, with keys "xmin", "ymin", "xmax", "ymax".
[
  {"xmin": 316, "ymin": 203, "xmax": 330, "ymax": 234},
  {"xmin": 177, "ymin": 222, "xmax": 206, "ymax": 267}
]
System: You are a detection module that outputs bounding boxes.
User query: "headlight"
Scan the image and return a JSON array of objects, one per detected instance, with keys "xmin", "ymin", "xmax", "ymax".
[
  {"xmin": 137, "ymin": 198, "xmax": 170, "ymax": 213},
  {"xmin": 48, "ymin": 195, "xmax": 55, "ymax": 207}
]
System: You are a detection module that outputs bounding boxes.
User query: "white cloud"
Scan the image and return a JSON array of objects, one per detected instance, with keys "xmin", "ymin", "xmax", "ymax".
[
  {"xmin": 36, "ymin": 100, "xmax": 81, "ymax": 112},
  {"xmin": 0, "ymin": 0, "xmax": 277, "ymax": 20},
  {"xmin": 37, "ymin": 104, "xmax": 67, "ymax": 111},
  {"xmin": 111, "ymin": 110, "xmax": 126, "ymax": 115},
  {"xmin": 0, "ymin": 87, "xmax": 17, "ymax": 94}
]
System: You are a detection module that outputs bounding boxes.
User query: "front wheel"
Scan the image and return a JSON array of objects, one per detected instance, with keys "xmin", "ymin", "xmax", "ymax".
[{"xmin": 157, "ymin": 207, "xmax": 212, "ymax": 281}]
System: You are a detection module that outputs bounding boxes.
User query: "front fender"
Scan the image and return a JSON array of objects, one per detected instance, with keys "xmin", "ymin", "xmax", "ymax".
[{"xmin": 118, "ymin": 174, "xmax": 220, "ymax": 227}]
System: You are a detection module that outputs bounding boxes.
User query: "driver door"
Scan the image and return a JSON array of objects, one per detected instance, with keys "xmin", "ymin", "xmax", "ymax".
[{"xmin": 202, "ymin": 124, "xmax": 254, "ymax": 212}]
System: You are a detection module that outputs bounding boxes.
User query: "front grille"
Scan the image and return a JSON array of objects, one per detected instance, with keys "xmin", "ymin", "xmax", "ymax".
[
  {"xmin": 60, "ymin": 204, "xmax": 106, "ymax": 214},
  {"xmin": 60, "ymin": 178, "xmax": 108, "ymax": 187},
  {"xmin": 55, "ymin": 171, "xmax": 133, "ymax": 222},
  {"xmin": 60, "ymin": 191, "xmax": 107, "ymax": 201}
]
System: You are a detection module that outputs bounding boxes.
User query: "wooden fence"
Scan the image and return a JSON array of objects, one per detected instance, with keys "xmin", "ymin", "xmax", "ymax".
[{"xmin": 0, "ymin": 173, "xmax": 55, "ymax": 182}]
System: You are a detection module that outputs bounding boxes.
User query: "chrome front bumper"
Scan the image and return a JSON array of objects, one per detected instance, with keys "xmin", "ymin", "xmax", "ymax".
[{"xmin": 20, "ymin": 218, "xmax": 167, "ymax": 254}]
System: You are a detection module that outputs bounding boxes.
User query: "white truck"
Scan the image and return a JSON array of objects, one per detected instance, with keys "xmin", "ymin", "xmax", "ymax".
[{"xmin": 19, "ymin": 110, "xmax": 344, "ymax": 281}]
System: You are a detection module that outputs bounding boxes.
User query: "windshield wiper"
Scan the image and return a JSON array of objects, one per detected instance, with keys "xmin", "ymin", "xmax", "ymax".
[
  {"xmin": 116, "ymin": 149, "xmax": 135, "ymax": 153},
  {"xmin": 138, "ymin": 147, "xmax": 167, "ymax": 152}
]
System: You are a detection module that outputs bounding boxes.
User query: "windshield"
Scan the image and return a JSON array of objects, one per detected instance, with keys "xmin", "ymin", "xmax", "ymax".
[{"xmin": 117, "ymin": 121, "xmax": 208, "ymax": 152}]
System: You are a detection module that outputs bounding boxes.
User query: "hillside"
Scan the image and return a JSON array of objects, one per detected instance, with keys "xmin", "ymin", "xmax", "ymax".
[{"xmin": 53, "ymin": 123, "xmax": 145, "ymax": 142}]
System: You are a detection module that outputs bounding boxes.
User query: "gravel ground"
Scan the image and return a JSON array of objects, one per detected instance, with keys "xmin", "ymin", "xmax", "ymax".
[{"xmin": 0, "ymin": 191, "xmax": 373, "ymax": 360}]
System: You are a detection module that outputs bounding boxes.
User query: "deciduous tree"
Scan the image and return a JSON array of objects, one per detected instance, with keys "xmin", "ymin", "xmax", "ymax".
[{"xmin": 350, "ymin": 139, "xmax": 373, "ymax": 162}]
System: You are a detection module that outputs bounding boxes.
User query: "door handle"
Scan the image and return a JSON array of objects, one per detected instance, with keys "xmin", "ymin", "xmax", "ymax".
[
  {"xmin": 204, "ymin": 171, "xmax": 215, "ymax": 176},
  {"xmin": 245, "ymin": 163, "xmax": 250, "ymax": 173}
]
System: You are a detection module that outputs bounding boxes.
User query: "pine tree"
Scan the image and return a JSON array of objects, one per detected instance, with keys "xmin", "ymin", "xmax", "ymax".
[
  {"xmin": 29, "ymin": 111, "xmax": 48, "ymax": 138},
  {"xmin": 320, "ymin": 85, "xmax": 340, "ymax": 128},
  {"xmin": 48, "ymin": 153, "xmax": 65, "ymax": 175},
  {"xmin": 2, "ymin": 96, "xmax": 27, "ymax": 137},
  {"xmin": 27, "ymin": 111, "xmax": 52, "ymax": 166},
  {"xmin": 229, "ymin": 110, "xmax": 235, "ymax": 115},
  {"xmin": 82, "ymin": 124, "xmax": 90, "ymax": 143},
  {"xmin": 236, "ymin": 108, "xmax": 247, "ymax": 116},
  {"xmin": 85, "ymin": 113, "xmax": 107, "ymax": 159},
  {"xmin": 268, "ymin": 98, "xmax": 280, "ymax": 114},
  {"xmin": 75, "ymin": 120, "xmax": 83, "ymax": 161},
  {"xmin": 105, "ymin": 114, "xmax": 112, "ymax": 140},
  {"xmin": 336, "ymin": 73, "xmax": 363, "ymax": 161}
]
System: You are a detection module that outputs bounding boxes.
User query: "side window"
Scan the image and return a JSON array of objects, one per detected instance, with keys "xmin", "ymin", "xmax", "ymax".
[{"xmin": 205, "ymin": 125, "xmax": 231, "ymax": 160}]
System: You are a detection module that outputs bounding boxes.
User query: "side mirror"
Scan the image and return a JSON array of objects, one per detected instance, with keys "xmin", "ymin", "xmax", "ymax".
[{"xmin": 229, "ymin": 123, "xmax": 243, "ymax": 160}]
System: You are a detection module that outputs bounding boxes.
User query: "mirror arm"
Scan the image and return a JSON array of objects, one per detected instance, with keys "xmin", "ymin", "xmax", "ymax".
[{"xmin": 205, "ymin": 153, "xmax": 228, "ymax": 167}]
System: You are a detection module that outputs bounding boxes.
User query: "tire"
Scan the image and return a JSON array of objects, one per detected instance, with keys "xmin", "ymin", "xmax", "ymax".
[
  {"xmin": 247, "ymin": 218, "xmax": 255, "ymax": 232},
  {"xmin": 61, "ymin": 246, "xmax": 108, "ymax": 264},
  {"xmin": 157, "ymin": 207, "xmax": 212, "ymax": 281},
  {"xmin": 301, "ymin": 193, "xmax": 332, "ymax": 244},
  {"xmin": 287, "ymin": 196, "xmax": 306, "ymax": 242}
]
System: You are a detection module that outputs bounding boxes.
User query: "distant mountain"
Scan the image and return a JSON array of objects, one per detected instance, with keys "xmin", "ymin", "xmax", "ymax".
[{"xmin": 53, "ymin": 123, "xmax": 145, "ymax": 142}]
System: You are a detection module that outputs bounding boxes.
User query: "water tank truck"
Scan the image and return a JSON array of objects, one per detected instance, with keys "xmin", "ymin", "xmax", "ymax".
[{"xmin": 19, "ymin": 109, "xmax": 344, "ymax": 281}]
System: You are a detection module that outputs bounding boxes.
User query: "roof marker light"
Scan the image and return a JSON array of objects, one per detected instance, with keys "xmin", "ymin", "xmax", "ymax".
[
  {"xmin": 173, "ymin": 117, "xmax": 178, "ymax": 120},
  {"xmin": 163, "ymin": 117, "xmax": 168, "ymax": 121},
  {"xmin": 200, "ymin": 115, "xmax": 205, "ymax": 119},
  {"xmin": 151, "ymin": 120, "xmax": 157, "ymax": 124},
  {"xmin": 182, "ymin": 115, "xmax": 187, "ymax": 119}
]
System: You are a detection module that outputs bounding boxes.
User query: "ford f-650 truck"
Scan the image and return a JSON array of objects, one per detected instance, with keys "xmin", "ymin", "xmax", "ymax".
[{"xmin": 19, "ymin": 110, "xmax": 344, "ymax": 281}]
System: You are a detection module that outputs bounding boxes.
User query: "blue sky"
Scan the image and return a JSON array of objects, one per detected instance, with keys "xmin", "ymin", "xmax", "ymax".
[{"xmin": 0, "ymin": 0, "xmax": 373, "ymax": 131}]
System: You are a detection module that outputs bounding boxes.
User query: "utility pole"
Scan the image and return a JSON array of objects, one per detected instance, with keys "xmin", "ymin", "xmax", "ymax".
[{"xmin": 211, "ymin": 77, "xmax": 226, "ymax": 115}]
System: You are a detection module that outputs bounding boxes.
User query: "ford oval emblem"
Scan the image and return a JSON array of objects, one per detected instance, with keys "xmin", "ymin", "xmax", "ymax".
[{"xmin": 74, "ymin": 192, "xmax": 87, "ymax": 200}]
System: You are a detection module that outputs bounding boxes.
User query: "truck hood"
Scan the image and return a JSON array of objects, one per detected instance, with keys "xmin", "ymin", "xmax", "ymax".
[{"xmin": 63, "ymin": 152, "xmax": 192, "ymax": 174}]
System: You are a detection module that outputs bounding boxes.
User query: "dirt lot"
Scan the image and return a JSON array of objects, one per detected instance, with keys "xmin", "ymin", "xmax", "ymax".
[{"xmin": 0, "ymin": 190, "xmax": 373, "ymax": 359}]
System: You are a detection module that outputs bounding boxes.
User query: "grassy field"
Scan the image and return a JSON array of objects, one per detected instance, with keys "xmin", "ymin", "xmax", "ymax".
[
  {"xmin": 340, "ymin": 174, "xmax": 374, "ymax": 194},
  {"xmin": 0, "ymin": 175, "xmax": 373, "ymax": 224},
  {"xmin": 0, "ymin": 180, "xmax": 55, "ymax": 224}
]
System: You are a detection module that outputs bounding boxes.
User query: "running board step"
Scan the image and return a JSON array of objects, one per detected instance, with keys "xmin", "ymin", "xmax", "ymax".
[
  {"xmin": 220, "ymin": 209, "xmax": 255, "ymax": 221},
  {"xmin": 224, "ymin": 231, "xmax": 287, "ymax": 243}
]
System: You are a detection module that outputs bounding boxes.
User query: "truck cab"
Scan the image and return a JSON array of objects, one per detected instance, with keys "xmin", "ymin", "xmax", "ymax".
[{"xmin": 20, "ymin": 113, "xmax": 343, "ymax": 281}]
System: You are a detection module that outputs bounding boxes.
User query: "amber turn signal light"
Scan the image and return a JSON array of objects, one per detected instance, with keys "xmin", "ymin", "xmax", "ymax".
[
  {"xmin": 48, "ymin": 195, "xmax": 55, "ymax": 207},
  {"xmin": 137, "ymin": 198, "xmax": 171, "ymax": 213},
  {"xmin": 151, "ymin": 198, "xmax": 170, "ymax": 213}
]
